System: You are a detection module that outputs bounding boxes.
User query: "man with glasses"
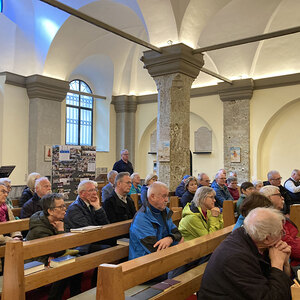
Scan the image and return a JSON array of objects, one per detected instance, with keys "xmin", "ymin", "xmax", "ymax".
[
  {"xmin": 26, "ymin": 193, "xmax": 81, "ymax": 299},
  {"xmin": 264, "ymin": 170, "xmax": 291, "ymax": 214},
  {"xmin": 112, "ymin": 149, "xmax": 134, "ymax": 175},
  {"xmin": 211, "ymin": 171, "xmax": 233, "ymax": 207},
  {"xmin": 284, "ymin": 169, "xmax": 300, "ymax": 204},
  {"xmin": 103, "ymin": 172, "xmax": 136, "ymax": 223},
  {"xmin": 197, "ymin": 173, "xmax": 211, "ymax": 187},
  {"xmin": 65, "ymin": 180, "xmax": 110, "ymax": 253}
]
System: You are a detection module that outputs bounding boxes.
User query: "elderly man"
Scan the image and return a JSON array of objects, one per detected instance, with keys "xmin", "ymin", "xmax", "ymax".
[
  {"xmin": 197, "ymin": 173, "xmax": 210, "ymax": 187},
  {"xmin": 129, "ymin": 181, "xmax": 182, "ymax": 260},
  {"xmin": 103, "ymin": 172, "xmax": 136, "ymax": 223},
  {"xmin": 284, "ymin": 169, "xmax": 300, "ymax": 204},
  {"xmin": 198, "ymin": 207, "xmax": 293, "ymax": 299},
  {"xmin": 264, "ymin": 170, "xmax": 291, "ymax": 214},
  {"xmin": 113, "ymin": 149, "xmax": 134, "ymax": 175},
  {"xmin": 101, "ymin": 170, "xmax": 118, "ymax": 202},
  {"xmin": 65, "ymin": 180, "xmax": 110, "ymax": 253},
  {"xmin": 21, "ymin": 177, "xmax": 51, "ymax": 219},
  {"xmin": 129, "ymin": 173, "xmax": 142, "ymax": 195},
  {"xmin": 26, "ymin": 193, "xmax": 81, "ymax": 299},
  {"xmin": 211, "ymin": 171, "xmax": 233, "ymax": 207}
]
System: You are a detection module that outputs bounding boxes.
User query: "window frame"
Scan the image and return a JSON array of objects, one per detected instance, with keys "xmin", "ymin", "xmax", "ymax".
[{"xmin": 65, "ymin": 79, "xmax": 94, "ymax": 146}]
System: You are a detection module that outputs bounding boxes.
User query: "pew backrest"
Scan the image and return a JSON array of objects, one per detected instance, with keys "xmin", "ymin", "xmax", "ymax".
[{"xmin": 222, "ymin": 200, "xmax": 237, "ymax": 227}]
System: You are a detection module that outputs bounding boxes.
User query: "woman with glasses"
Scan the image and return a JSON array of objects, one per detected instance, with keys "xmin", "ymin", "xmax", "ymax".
[{"xmin": 178, "ymin": 186, "xmax": 223, "ymax": 242}]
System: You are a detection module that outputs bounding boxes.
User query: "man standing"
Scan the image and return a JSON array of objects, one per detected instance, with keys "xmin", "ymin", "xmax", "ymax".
[
  {"xmin": 103, "ymin": 172, "xmax": 136, "ymax": 223},
  {"xmin": 211, "ymin": 172, "xmax": 233, "ymax": 207},
  {"xmin": 113, "ymin": 149, "xmax": 134, "ymax": 175},
  {"xmin": 65, "ymin": 180, "xmax": 110, "ymax": 253},
  {"xmin": 21, "ymin": 177, "xmax": 52, "ymax": 219},
  {"xmin": 198, "ymin": 173, "xmax": 210, "ymax": 187},
  {"xmin": 101, "ymin": 170, "xmax": 118, "ymax": 202},
  {"xmin": 129, "ymin": 181, "xmax": 182, "ymax": 260},
  {"xmin": 264, "ymin": 170, "xmax": 291, "ymax": 214},
  {"xmin": 198, "ymin": 207, "xmax": 293, "ymax": 299},
  {"xmin": 284, "ymin": 169, "xmax": 300, "ymax": 204}
]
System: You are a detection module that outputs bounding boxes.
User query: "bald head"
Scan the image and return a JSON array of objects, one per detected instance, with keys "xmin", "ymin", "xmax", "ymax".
[{"xmin": 147, "ymin": 181, "xmax": 169, "ymax": 211}]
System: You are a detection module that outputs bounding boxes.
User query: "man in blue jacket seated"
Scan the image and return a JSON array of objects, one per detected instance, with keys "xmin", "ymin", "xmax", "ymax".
[
  {"xmin": 129, "ymin": 181, "xmax": 182, "ymax": 261},
  {"xmin": 211, "ymin": 171, "xmax": 233, "ymax": 207},
  {"xmin": 198, "ymin": 207, "xmax": 293, "ymax": 300}
]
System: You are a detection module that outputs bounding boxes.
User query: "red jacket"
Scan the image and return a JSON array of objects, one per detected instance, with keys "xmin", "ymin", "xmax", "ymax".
[{"xmin": 283, "ymin": 218, "xmax": 300, "ymax": 266}]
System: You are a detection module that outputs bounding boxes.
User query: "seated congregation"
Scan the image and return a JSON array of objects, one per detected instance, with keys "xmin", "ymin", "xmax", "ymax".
[{"xmin": 1, "ymin": 166, "xmax": 300, "ymax": 299}]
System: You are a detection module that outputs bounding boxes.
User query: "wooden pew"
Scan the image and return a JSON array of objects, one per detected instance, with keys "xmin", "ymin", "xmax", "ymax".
[
  {"xmin": 290, "ymin": 205, "xmax": 300, "ymax": 237},
  {"xmin": 2, "ymin": 211, "xmax": 183, "ymax": 299},
  {"xmin": 130, "ymin": 194, "xmax": 140, "ymax": 211},
  {"xmin": 97, "ymin": 225, "xmax": 234, "ymax": 299},
  {"xmin": 11, "ymin": 199, "xmax": 19, "ymax": 208},
  {"xmin": 11, "ymin": 207, "xmax": 21, "ymax": 218},
  {"xmin": 169, "ymin": 196, "xmax": 179, "ymax": 209},
  {"xmin": 222, "ymin": 200, "xmax": 237, "ymax": 228}
]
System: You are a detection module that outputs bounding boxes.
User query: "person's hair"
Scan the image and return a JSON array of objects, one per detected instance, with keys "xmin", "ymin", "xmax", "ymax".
[
  {"xmin": 215, "ymin": 170, "xmax": 225, "ymax": 179},
  {"xmin": 41, "ymin": 193, "xmax": 64, "ymax": 217},
  {"xmin": 292, "ymin": 169, "xmax": 300, "ymax": 176},
  {"xmin": 227, "ymin": 176, "xmax": 237, "ymax": 184},
  {"xmin": 145, "ymin": 173, "xmax": 158, "ymax": 185},
  {"xmin": 184, "ymin": 176, "xmax": 197, "ymax": 190},
  {"xmin": 107, "ymin": 170, "xmax": 118, "ymax": 181},
  {"xmin": 35, "ymin": 177, "xmax": 50, "ymax": 189},
  {"xmin": 130, "ymin": 173, "xmax": 140, "ymax": 180},
  {"xmin": 197, "ymin": 173, "xmax": 206, "ymax": 181},
  {"xmin": 120, "ymin": 149, "xmax": 128, "ymax": 155},
  {"xmin": 115, "ymin": 172, "xmax": 130, "ymax": 185},
  {"xmin": 267, "ymin": 170, "xmax": 279, "ymax": 181},
  {"xmin": 192, "ymin": 186, "xmax": 215, "ymax": 207},
  {"xmin": 77, "ymin": 180, "xmax": 97, "ymax": 193},
  {"xmin": 240, "ymin": 192, "xmax": 272, "ymax": 217},
  {"xmin": 252, "ymin": 179, "xmax": 263, "ymax": 188},
  {"xmin": 260, "ymin": 185, "xmax": 279, "ymax": 198},
  {"xmin": 0, "ymin": 178, "xmax": 11, "ymax": 189},
  {"xmin": 240, "ymin": 182, "xmax": 254, "ymax": 194},
  {"xmin": 244, "ymin": 207, "xmax": 285, "ymax": 242},
  {"xmin": 27, "ymin": 172, "xmax": 41, "ymax": 190},
  {"xmin": 147, "ymin": 181, "xmax": 168, "ymax": 199}
]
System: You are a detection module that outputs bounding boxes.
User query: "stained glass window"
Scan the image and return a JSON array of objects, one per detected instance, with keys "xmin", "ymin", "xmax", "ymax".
[{"xmin": 66, "ymin": 80, "xmax": 93, "ymax": 145}]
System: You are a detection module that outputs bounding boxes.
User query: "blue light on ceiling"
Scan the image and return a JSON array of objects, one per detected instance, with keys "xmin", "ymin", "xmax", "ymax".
[{"xmin": 39, "ymin": 18, "xmax": 59, "ymax": 42}]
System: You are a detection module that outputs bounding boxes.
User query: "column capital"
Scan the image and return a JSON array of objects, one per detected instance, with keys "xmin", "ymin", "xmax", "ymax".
[
  {"xmin": 112, "ymin": 95, "xmax": 137, "ymax": 113},
  {"xmin": 218, "ymin": 78, "xmax": 254, "ymax": 102},
  {"xmin": 141, "ymin": 43, "xmax": 204, "ymax": 79},
  {"xmin": 26, "ymin": 74, "xmax": 69, "ymax": 102}
]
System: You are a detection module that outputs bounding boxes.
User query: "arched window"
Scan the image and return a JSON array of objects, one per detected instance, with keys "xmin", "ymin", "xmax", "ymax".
[{"xmin": 66, "ymin": 80, "xmax": 93, "ymax": 146}]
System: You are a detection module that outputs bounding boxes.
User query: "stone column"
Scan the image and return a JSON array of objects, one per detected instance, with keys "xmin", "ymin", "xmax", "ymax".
[
  {"xmin": 112, "ymin": 95, "xmax": 137, "ymax": 166},
  {"xmin": 26, "ymin": 75, "xmax": 69, "ymax": 176},
  {"xmin": 141, "ymin": 44, "xmax": 204, "ymax": 191},
  {"xmin": 218, "ymin": 79, "xmax": 254, "ymax": 183}
]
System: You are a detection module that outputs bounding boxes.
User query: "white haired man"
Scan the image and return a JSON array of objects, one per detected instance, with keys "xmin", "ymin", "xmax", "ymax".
[
  {"xmin": 198, "ymin": 207, "xmax": 293, "ymax": 299},
  {"xmin": 101, "ymin": 170, "xmax": 118, "ymax": 202},
  {"xmin": 112, "ymin": 149, "xmax": 134, "ymax": 175},
  {"xmin": 284, "ymin": 169, "xmax": 300, "ymax": 204}
]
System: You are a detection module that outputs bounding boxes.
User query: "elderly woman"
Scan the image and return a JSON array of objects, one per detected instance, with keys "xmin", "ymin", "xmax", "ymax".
[
  {"xmin": 140, "ymin": 173, "xmax": 158, "ymax": 205},
  {"xmin": 178, "ymin": 186, "xmax": 223, "ymax": 241},
  {"xmin": 19, "ymin": 172, "xmax": 41, "ymax": 207},
  {"xmin": 0, "ymin": 178, "xmax": 13, "ymax": 209},
  {"xmin": 252, "ymin": 179, "xmax": 263, "ymax": 191},
  {"xmin": 0, "ymin": 183, "xmax": 22, "ymax": 245},
  {"xmin": 128, "ymin": 173, "xmax": 142, "ymax": 195},
  {"xmin": 260, "ymin": 185, "xmax": 300, "ymax": 266},
  {"xmin": 180, "ymin": 176, "xmax": 198, "ymax": 208}
]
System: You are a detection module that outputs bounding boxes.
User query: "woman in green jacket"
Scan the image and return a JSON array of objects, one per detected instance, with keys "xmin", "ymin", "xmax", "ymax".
[{"xmin": 178, "ymin": 186, "xmax": 223, "ymax": 241}]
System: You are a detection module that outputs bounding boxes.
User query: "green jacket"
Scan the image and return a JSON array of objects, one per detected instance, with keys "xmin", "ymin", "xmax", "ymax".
[{"xmin": 178, "ymin": 202, "xmax": 223, "ymax": 241}]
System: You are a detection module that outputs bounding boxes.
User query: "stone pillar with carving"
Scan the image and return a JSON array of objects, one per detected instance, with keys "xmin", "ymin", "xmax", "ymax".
[
  {"xmin": 26, "ymin": 75, "xmax": 69, "ymax": 176},
  {"xmin": 112, "ymin": 95, "xmax": 137, "ymax": 166},
  {"xmin": 141, "ymin": 44, "xmax": 204, "ymax": 191},
  {"xmin": 218, "ymin": 79, "xmax": 254, "ymax": 183}
]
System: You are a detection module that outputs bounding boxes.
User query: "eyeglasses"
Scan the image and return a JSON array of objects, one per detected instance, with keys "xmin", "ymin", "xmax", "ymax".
[
  {"xmin": 85, "ymin": 188, "xmax": 98, "ymax": 193},
  {"xmin": 270, "ymin": 193, "xmax": 283, "ymax": 198},
  {"xmin": 51, "ymin": 204, "xmax": 67, "ymax": 210},
  {"xmin": 271, "ymin": 177, "xmax": 282, "ymax": 181},
  {"xmin": 0, "ymin": 190, "xmax": 8, "ymax": 195}
]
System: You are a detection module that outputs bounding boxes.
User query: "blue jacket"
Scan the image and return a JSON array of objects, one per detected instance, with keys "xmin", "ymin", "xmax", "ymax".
[
  {"xmin": 211, "ymin": 181, "xmax": 233, "ymax": 207},
  {"xmin": 175, "ymin": 181, "xmax": 185, "ymax": 197},
  {"xmin": 233, "ymin": 215, "xmax": 245, "ymax": 231},
  {"xmin": 128, "ymin": 184, "xmax": 141, "ymax": 195},
  {"xmin": 140, "ymin": 185, "xmax": 148, "ymax": 205},
  {"xmin": 129, "ymin": 205, "xmax": 182, "ymax": 260},
  {"xmin": 101, "ymin": 183, "xmax": 114, "ymax": 202}
]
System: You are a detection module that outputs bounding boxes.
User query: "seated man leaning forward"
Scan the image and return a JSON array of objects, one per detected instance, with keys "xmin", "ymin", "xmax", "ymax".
[
  {"xmin": 64, "ymin": 180, "xmax": 111, "ymax": 254},
  {"xmin": 129, "ymin": 181, "xmax": 182, "ymax": 260},
  {"xmin": 198, "ymin": 207, "xmax": 293, "ymax": 300}
]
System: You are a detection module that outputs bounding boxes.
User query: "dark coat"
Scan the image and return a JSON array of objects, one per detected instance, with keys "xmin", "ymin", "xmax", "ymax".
[
  {"xmin": 198, "ymin": 227, "xmax": 293, "ymax": 300},
  {"xmin": 112, "ymin": 159, "xmax": 133, "ymax": 174},
  {"xmin": 180, "ymin": 190, "xmax": 194, "ymax": 208},
  {"xmin": 140, "ymin": 185, "xmax": 148, "ymax": 206},
  {"xmin": 19, "ymin": 186, "xmax": 34, "ymax": 207},
  {"xmin": 103, "ymin": 191, "xmax": 136, "ymax": 224},
  {"xmin": 175, "ymin": 181, "xmax": 185, "ymax": 197},
  {"xmin": 64, "ymin": 196, "xmax": 109, "ymax": 230},
  {"xmin": 25, "ymin": 211, "xmax": 65, "ymax": 265},
  {"xmin": 20, "ymin": 193, "xmax": 42, "ymax": 219}
]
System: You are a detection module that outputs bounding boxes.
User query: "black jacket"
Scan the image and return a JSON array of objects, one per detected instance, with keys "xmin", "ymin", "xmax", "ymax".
[
  {"xmin": 19, "ymin": 186, "xmax": 34, "ymax": 207},
  {"xmin": 112, "ymin": 159, "xmax": 133, "ymax": 174},
  {"xmin": 20, "ymin": 193, "xmax": 42, "ymax": 219},
  {"xmin": 103, "ymin": 191, "xmax": 136, "ymax": 224},
  {"xmin": 198, "ymin": 227, "xmax": 293, "ymax": 300}
]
